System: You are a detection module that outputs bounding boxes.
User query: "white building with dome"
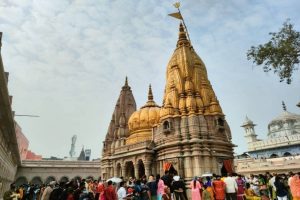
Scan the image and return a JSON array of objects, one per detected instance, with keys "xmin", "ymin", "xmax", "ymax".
[
  {"xmin": 241, "ymin": 104, "xmax": 300, "ymax": 158},
  {"xmin": 235, "ymin": 103, "xmax": 300, "ymax": 175}
]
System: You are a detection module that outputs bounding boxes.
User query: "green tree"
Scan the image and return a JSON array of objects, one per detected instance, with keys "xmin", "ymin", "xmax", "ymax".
[{"xmin": 247, "ymin": 20, "xmax": 300, "ymax": 84}]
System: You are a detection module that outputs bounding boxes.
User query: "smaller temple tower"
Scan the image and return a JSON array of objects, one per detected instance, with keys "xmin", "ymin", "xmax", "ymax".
[{"xmin": 241, "ymin": 116, "xmax": 258, "ymax": 144}]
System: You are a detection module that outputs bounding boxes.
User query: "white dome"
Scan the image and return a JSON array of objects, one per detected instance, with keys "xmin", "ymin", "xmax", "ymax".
[{"xmin": 268, "ymin": 111, "xmax": 300, "ymax": 138}]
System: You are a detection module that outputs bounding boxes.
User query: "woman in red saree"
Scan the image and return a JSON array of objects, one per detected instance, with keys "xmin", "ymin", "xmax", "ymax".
[{"xmin": 212, "ymin": 176, "xmax": 226, "ymax": 200}]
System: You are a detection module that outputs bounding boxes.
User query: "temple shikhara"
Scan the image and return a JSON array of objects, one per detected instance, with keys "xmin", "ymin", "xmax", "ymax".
[{"xmin": 100, "ymin": 23, "xmax": 235, "ymax": 180}]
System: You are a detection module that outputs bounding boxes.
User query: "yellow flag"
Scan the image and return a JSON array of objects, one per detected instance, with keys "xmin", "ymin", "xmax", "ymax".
[{"xmin": 168, "ymin": 12, "xmax": 183, "ymax": 20}]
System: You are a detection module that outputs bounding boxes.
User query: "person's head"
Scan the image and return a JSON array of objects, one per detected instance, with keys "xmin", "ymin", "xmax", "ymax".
[
  {"xmin": 107, "ymin": 180, "xmax": 112, "ymax": 186},
  {"xmin": 216, "ymin": 175, "xmax": 221, "ymax": 180},
  {"xmin": 135, "ymin": 180, "xmax": 141, "ymax": 185},
  {"xmin": 156, "ymin": 174, "xmax": 160, "ymax": 180},
  {"xmin": 203, "ymin": 185, "xmax": 208, "ymax": 190},
  {"xmin": 165, "ymin": 170, "xmax": 169, "ymax": 175},
  {"xmin": 148, "ymin": 175, "xmax": 154, "ymax": 182},
  {"xmin": 10, "ymin": 183, "xmax": 16, "ymax": 191},
  {"xmin": 120, "ymin": 181, "xmax": 124, "ymax": 187},
  {"xmin": 49, "ymin": 181, "xmax": 56, "ymax": 188},
  {"xmin": 245, "ymin": 183, "xmax": 250, "ymax": 189},
  {"xmin": 237, "ymin": 174, "xmax": 242, "ymax": 179}
]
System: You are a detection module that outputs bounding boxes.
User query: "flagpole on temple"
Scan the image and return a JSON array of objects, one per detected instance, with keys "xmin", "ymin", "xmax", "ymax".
[{"xmin": 173, "ymin": 2, "xmax": 191, "ymax": 43}]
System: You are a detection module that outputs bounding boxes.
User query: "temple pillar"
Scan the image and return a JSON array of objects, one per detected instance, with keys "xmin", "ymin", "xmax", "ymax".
[
  {"xmin": 134, "ymin": 163, "xmax": 139, "ymax": 179},
  {"xmin": 113, "ymin": 163, "xmax": 118, "ymax": 177},
  {"xmin": 184, "ymin": 156, "xmax": 193, "ymax": 179},
  {"xmin": 144, "ymin": 161, "xmax": 151, "ymax": 177},
  {"xmin": 199, "ymin": 156, "xmax": 204, "ymax": 175},
  {"xmin": 122, "ymin": 165, "xmax": 126, "ymax": 178},
  {"xmin": 211, "ymin": 156, "xmax": 218, "ymax": 174},
  {"xmin": 192, "ymin": 156, "xmax": 201, "ymax": 176},
  {"xmin": 203, "ymin": 155, "xmax": 210, "ymax": 173}
]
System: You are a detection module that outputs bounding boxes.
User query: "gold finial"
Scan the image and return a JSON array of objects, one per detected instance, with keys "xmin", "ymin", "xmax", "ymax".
[
  {"xmin": 282, "ymin": 101, "xmax": 287, "ymax": 111},
  {"xmin": 173, "ymin": 2, "xmax": 180, "ymax": 8},
  {"xmin": 148, "ymin": 84, "xmax": 153, "ymax": 101}
]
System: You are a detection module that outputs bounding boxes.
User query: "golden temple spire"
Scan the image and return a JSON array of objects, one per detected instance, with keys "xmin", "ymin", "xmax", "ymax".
[
  {"xmin": 177, "ymin": 22, "xmax": 190, "ymax": 47},
  {"xmin": 148, "ymin": 84, "xmax": 153, "ymax": 101}
]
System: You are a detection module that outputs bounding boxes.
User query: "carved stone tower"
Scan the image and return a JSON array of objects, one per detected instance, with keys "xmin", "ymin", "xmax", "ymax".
[
  {"xmin": 153, "ymin": 23, "xmax": 235, "ymax": 178},
  {"xmin": 101, "ymin": 77, "xmax": 136, "ymax": 178}
]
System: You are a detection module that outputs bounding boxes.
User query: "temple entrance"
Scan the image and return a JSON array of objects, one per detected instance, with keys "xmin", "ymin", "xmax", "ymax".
[
  {"xmin": 125, "ymin": 161, "xmax": 134, "ymax": 178},
  {"xmin": 163, "ymin": 162, "xmax": 178, "ymax": 175},
  {"xmin": 169, "ymin": 165, "xmax": 178, "ymax": 175},
  {"xmin": 137, "ymin": 159, "xmax": 145, "ymax": 178},
  {"xmin": 15, "ymin": 176, "xmax": 28, "ymax": 186},
  {"xmin": 221, "ymin": 165, "xmax": 227, "ymax": 176}
]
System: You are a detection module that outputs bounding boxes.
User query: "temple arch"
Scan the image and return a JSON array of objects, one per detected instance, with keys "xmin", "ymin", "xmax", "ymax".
[
  {"xmin": 45, "ymin": 176, "xmax": 56, "ymax": 185},
  {"xmin": 31, "ymin": 176, "xmax": 43, "ymax": 186},
  {"xmin": 73, "ymin": 176, "xmax": 82, "ymax": 182},
  {"xmin": 283, "ymin": 152, "xmax": 292, "ymax": 157},
  {"xmin": 270, "ymin": 154, "xmax": 279, "ymax": 158},
  {"xmin": 86, "ymin": 176, "xmax": 94, "ymax": 181},
  {"xmin": 125, "ymin": 161, "xmax": 135, "ymax": 179},
  {"xmin": 15, "ymin": 176, "xmax": 28, "ymax": 186},
  {"xmin": 60, "ymin": 176, "xmax": 69, "ymax": 183},
  {"xmin": 137, "ymin": 159, "xmax": 145, "ymax": 178}
]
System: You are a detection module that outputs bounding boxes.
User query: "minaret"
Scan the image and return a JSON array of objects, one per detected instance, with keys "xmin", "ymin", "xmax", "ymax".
[{"xmin": 241, "ymin": 116, "xmax": 258, "ymax": 143}]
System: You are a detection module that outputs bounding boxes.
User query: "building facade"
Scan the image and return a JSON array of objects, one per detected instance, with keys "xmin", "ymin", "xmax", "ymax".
[
  {"xmin": 241, "ymin": 105, "xmax": 300, "ymax": 159},
  {"xmin": 236, "ymin": 104, "xmax": 300, "ymax": 175},
  {"xmin": 0, "ymin": 32, "xmax": 21, "ymax": 198},
  {"xmin": 15, "ymin": 160, "xmax": 101, "ymax": 186},
  {"xmin": 101, "ymin": 23, "xmax": 235, "ymax": 181}
]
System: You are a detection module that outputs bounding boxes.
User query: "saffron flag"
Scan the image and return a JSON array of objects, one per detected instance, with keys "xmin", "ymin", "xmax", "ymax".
[{"xmin": 168, "ymin": 12, "xmax": 183, "ymax": 20}]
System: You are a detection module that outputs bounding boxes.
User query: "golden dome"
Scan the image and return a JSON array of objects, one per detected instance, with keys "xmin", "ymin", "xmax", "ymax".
[
  {"xmin": 126, "ymin": 85, "xmax": 160, "ymax": 145},
  {"xmin": 161, "ymin": 23, "xmax": 223, "ymax": 117}
]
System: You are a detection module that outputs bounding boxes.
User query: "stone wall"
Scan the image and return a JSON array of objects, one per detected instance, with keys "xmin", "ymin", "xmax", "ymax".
[
  {"xmin": 235, "ymin": 155, "xmax": 300, "ymax": 176},
  {"xmin": 15, "ymin": 160, "xmax": 101, "ymax": 185}
]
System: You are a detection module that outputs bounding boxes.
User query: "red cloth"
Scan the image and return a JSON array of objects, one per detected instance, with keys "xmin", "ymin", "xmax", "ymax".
[
  {"xmin": 104, "ymin": 185, "xmax": 117, "ymax": 200},
  {"xmin": 213, "ymin": 180, "xmax": 226, "ymax": 200},
  {"xmin": 223, "ymin": 160, "xmax": 233, "ymax": 173}
]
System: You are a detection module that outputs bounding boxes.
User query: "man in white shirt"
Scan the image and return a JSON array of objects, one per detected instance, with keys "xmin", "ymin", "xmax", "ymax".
[
  {"xmin": 117, "ymin": 181, "xmax": 127, "ymax": 200},
  {"xmin": 224, "ymin": 173, "xmax": 238, "ymax": 200}
]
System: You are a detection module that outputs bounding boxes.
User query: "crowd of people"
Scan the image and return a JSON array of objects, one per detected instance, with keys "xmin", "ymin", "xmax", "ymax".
[{"xmin": 3, "ymin": 171, "xmax": 300, "ymax": 200}]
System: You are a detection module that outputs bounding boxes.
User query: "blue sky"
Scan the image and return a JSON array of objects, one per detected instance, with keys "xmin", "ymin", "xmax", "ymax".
[{"xmin": 1, "ymin": 0, "xmax": 299, "ymax": 159}]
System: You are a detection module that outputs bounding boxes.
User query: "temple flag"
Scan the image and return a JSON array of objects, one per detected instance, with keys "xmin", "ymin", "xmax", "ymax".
[{"xmin": 168, "ymin": 12, "xmax": 183, "ymax": 20}]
